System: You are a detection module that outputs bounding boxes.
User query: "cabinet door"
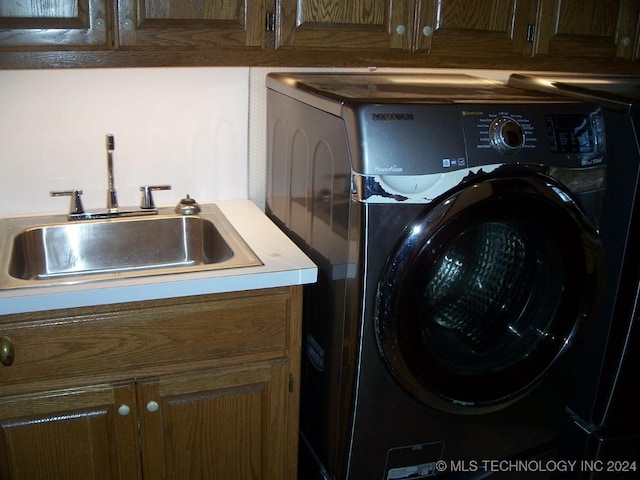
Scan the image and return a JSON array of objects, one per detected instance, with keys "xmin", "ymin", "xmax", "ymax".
[
  {"xmin": 0, "ymin": 383, "xmax": 140, "ymax": 480},
  {"xmin": 138, "ymin": 361, "xmax": 292, "ymax": 479},
  {"xmin": 277, "ymin": 0, "xmax": 414, "ymax": 50},
  {"xmin": 0, "ymin": 0, "xmax": 109, "ymax": 49},
  {"xmin": 415, "ymin": 0, "xmax": 535, "ymax": 56},
  {"xmin": 534, "ymin": 0, "xmax": 640, "ymax": 60},
  {"xmin": 116, "ymin": 0, "xmax": 265, "ymax": 48}
]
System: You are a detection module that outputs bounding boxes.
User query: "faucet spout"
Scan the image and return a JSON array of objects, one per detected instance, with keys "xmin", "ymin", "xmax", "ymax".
[{"xmin": 106, "ymin": 134, "xmax": 118, "ymax": 212}]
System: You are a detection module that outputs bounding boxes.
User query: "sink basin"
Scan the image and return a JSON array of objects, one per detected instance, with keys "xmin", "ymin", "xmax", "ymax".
[{"xmin": 0, "ymin": 204, "xmax": 262, "ymax": 289}]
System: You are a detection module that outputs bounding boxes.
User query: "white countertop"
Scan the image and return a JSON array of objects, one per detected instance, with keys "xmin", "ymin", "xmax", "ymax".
[{"xmin": 0, "ymin": 200, "xmax": 317, "ymax": 315}]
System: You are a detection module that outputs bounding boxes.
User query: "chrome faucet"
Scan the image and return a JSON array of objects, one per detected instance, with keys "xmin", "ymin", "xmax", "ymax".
[
  {"xmin": 50, "ymin": 134, "xmax": 171, "ymax": 221},
  {"xmin": 106, "ymin": 134, "xmax": 118, "ymax": 212}
]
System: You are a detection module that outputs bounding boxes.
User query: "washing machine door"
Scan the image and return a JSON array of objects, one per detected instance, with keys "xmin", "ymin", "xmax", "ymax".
[{"xmin": 375, "ymin": 172, "xmax": 604, "ymax": 414}]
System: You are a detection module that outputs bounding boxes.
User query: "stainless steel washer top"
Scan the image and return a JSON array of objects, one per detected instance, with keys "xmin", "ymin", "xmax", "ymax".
[
  {"xmin": 267, "ymin": 72, "xmax": 571, "ymax": 105},
  {"xmin": 509, "ymin": 73, "xmax": 640, "ymax": 115}
]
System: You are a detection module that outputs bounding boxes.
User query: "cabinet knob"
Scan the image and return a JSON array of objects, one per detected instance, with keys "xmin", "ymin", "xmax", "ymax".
[
  {"xmin": 622, "ymin": 37, "xmax": 632, "ymax": 47},
  {"xmin": 94, "ymin": 17, "xmax": 106, "ymax": 31},
  {"xmin": 146, "ymin": 400, "xmax": 159, "ymax": 413},
  {"xmin": 122, "ymin": 18, "xmax": 134, "ymax": 31},
  {"xmin": 422, "ymin": 26, "xmax": 433, "ymax": 37},
  {"xmin": 0, "ymin": 337, "xmax": 14, "ymax": 366},
  {"xmin": 395, "ymin": 24, "xmax": 407, "ymax": 35},
  {"xmin": 118, "ymin": 404, "xmax": 131, "ymax": 416}
]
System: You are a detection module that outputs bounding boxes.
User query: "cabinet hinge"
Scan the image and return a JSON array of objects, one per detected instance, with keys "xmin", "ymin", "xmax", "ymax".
[
  {"xmin": 289, "ymin": 373, "xmax": 294, "ymax": 393},
  {"xmin": 266, "ymin": 12, "xmax": 276, "ymax": 32},
  {"xmin": 526, "ymin": 23, "xmax": 536, "ymax": 43}
]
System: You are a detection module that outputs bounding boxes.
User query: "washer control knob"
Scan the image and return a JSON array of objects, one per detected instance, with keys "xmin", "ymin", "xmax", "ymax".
[{"xmin": 489, "ymin": 117, "xmax": 525, "ymax": 154}]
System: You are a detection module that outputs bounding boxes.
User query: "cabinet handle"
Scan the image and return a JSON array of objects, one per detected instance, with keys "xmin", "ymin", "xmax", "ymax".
[
  {"xmin": 146, "ymin": 400, "xmax": 159, "ymax": 413},
  {"xmin": 118, "ymin": 404, "xmax": 131, "ymax": 416},
  {"xmin": 265, "ymin": 12, "xmax": 276, "ymax": 32},
  {"xmin": 0, "ymin": 337, "xmax": 14, "ymax": 366},
  {"xmin": 526, "ymin": 23, "xmax": 536, "ymax": 42}
]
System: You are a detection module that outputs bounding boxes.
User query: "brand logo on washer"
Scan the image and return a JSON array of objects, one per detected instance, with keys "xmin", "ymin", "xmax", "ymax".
[
  {"xmin": 372, "ymin": 113, "xmax": 415, "ymax": 121},
  {"xmin": 375, "ymin": 165, "xmax": 403, "ymax": 173}
]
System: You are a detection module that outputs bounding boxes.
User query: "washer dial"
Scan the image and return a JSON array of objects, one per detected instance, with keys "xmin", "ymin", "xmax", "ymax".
[{"xmin": 489, "ymin": 117, "xmax": 525, "ymax": 154}]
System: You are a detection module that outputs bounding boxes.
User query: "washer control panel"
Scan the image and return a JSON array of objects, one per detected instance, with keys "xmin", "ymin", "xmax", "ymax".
[{"xmin": 462, "ymin": 103, "xmax": 606, "ymax": 168}]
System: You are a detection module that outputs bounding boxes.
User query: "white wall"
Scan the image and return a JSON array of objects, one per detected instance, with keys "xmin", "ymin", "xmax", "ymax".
[{"xmin": 0, "ymin": 67, "xmax": 249, "ymax": 217}]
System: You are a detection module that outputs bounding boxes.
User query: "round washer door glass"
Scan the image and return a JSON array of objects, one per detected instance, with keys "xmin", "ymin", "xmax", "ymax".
[{"xmin": 375, "ymin": 174, "xmax": 603, "ymax": 413}]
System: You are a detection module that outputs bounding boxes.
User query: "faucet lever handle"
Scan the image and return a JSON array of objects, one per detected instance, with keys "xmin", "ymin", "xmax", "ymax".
[
  {"xmin": 140, "ymin": 185, "xmax": 171, "ymax": 210},
  {"xmin": 50, "ymin": 189, "xmax": 84, "ymax": 215}
]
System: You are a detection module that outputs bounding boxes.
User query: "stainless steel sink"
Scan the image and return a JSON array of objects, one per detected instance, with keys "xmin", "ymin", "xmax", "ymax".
[{"xmin": 0, "ymin": 205, "xmax": 262, "ymax": 289}]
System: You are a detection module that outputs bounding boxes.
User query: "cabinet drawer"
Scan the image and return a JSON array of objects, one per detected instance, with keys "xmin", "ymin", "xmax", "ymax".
[{"xmin": 0, "ymin": 288, "xmax": 292, "ymax": 393}]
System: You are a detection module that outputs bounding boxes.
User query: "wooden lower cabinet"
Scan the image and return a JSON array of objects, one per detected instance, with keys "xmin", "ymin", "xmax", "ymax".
[
  {"xmin": 0, "ymin": 382, "xmax": 140, "ymax": 480},
  {"xmin": 0, "ymin": 286, "xmax": 302, "ymax": 480},
  {"xmin": 138, "ymin": 361, "xmax": 290, "ymax": 479}
]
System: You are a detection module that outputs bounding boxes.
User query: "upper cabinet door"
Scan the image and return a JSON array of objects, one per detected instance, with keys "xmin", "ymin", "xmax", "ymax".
[
  {"xmin": 533, "ymin": 0, "xmax": 640, "ymax": 60},
  {"xmin": 277, "ymin": 0, "xmax": 414, "ymax": 50},
  {"xmin": 0, "ymin": 0, "xmax": 109, "ymax": 49},
  {"xmin": 415, "ymin": 0, "xmax": 535, "ymax": 56},
  {"xmin": 116, "ymin": 0, "xmax": 265, "ymax": 48}
]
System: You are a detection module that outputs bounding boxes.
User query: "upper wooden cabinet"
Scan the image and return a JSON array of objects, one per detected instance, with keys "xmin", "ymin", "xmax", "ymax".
[
  {"xmin": 0, "ymin": 0, "xmax": 265, "ymax": 50},
  {"xmin": 533, "ymin": 0, "xmax": 640, "ymax": 60},
  {"xmin": 116, "ymin": 0, "xmax": 265, "ymax": 48},
  {"xmin": 274, "ymin": 0, "xmax": 639, "ymax": 66},
  {"xmin": 414, "ymin": 0, "xmax": 536, "ymax": 57},
  {"xmin": 276, "ymin": 0, "xmax": 413, "ymax": 50},
  {"xmin": 0, "ymin": 0, "xmax": 110, "ymax": 49},
  {"xmin": 275, "ymin": 0, "xmax": 535, "ymax": 56},
  {"xmin": 0, "ymin": 0, "xmax": 638, "ymax": 71}
]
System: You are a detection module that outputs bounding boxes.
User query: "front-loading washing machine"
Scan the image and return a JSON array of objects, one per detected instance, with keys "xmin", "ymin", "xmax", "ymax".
[{"xmin": 265, "ymin": 73, "xmax": 607, "ymax": 479}]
